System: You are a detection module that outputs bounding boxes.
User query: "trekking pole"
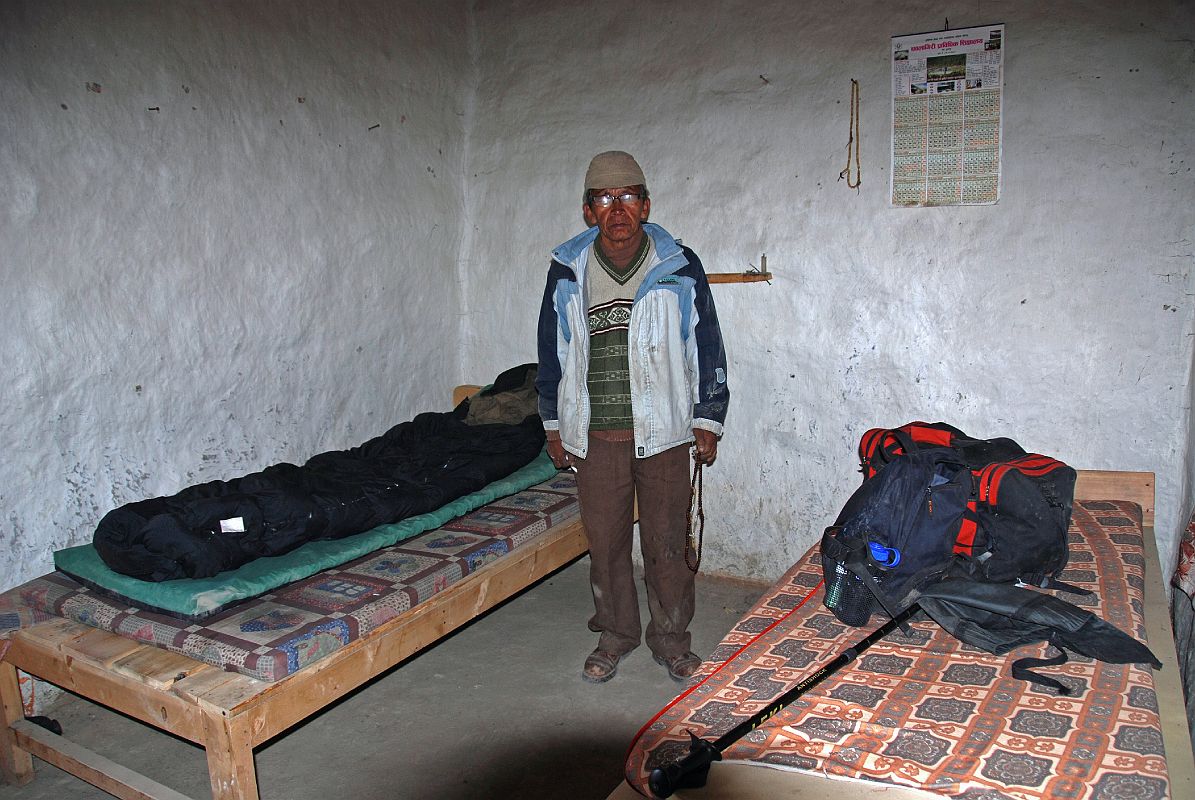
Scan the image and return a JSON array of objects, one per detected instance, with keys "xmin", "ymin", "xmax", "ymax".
[{"xmin": 647, "ymin": 603, "xmax": 920, "ymax": 798}]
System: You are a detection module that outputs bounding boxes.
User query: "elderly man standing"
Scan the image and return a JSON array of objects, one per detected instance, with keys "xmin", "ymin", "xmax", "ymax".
[{"xmin": 536, "ymin": 151, "xmax": 730, "ymax": 684}]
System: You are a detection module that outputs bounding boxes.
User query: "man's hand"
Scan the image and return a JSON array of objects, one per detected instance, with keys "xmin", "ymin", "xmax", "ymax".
[
  {"xmin": 547, "ymin": 438, "xmax": 574, "ymax": 470},
  {"xmin": 693, "ymin": 428, "xmax": 719, "ymax": 466}
]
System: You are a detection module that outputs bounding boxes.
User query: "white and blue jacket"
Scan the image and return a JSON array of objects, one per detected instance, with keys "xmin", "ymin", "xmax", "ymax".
[{"xmin": 536, "ymin": 222, "xmax": 729, "ymax": 459}]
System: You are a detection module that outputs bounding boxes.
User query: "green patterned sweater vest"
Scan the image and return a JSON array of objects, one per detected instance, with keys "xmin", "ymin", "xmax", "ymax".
[{"xmin": 587, "ymin": 236, "xmax": 652, "ymax": 431}]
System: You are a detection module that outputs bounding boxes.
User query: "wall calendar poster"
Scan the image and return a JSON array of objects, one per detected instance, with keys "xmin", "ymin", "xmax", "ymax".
[{"xmin": 891, "ymin": 23, "xmax": 1004, "ymax": 207}]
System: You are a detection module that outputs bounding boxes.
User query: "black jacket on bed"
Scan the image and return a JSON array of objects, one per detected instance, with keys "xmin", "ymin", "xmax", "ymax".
[{"xmin": 93, "ymin": 369, "xmax": 545, "ymax": 582}]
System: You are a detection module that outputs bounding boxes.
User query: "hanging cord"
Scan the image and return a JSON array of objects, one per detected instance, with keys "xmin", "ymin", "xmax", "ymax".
[
  {"xmin": 685, "ymin": 461, "xmax": 704, "ymax": 572},
  {"xmin": 839, "ymin": 78, "xmax": 861, "ymax": 189}
]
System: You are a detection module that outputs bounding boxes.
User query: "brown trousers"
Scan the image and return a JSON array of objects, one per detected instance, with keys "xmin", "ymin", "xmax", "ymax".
[{"xmin": 574, "ymin": 438, "xmax": 694, "ymax": 659}]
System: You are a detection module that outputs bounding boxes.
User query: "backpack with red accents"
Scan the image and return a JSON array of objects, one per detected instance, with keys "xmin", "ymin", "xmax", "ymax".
[
  {"xmin": 820, "ymin": 424, "xmax": 1077, "ymax": 625},
  {"xmin": 820, "ymin": 423, "xmax": 1160, "ymax": 693}
]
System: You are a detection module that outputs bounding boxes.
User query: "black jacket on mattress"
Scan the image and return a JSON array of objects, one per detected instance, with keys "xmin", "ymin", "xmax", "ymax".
[{"xmin": 94, "ymin": 367, "xmax": 546, "ymax": 581}]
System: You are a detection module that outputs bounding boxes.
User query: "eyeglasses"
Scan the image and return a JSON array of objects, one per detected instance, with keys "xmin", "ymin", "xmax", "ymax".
[{"xmin": 589, "ymin": 191, "xmax": 644, "ymax": 208}]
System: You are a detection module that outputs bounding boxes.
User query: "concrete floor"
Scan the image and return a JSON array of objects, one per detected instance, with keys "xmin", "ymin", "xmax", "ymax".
[{"xmin": 0, "ymin": 557, "xmax": 766, "ymax": 800}]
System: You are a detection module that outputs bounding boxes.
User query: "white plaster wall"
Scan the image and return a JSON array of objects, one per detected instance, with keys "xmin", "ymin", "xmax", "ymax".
[
  {"xmin": 462, "ymin": 1, "xmax": 1195, "ymax": 582},
  {"xmin": 3, "ymin": 0, "xmax": 1193, "ymax": 597},
  {"xmin": 0, "ymin": 1, "xmax": 471, "ymax": 590}
]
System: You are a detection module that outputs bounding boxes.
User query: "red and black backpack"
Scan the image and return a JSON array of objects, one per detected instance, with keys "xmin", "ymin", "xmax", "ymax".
[
  {"xmin": 819, "ymin": 422, "xmax": 1160, "ymax": 693},
  {"xmin": 822, "ymin": 423, "xmax": 1076, "ymax": 622}
]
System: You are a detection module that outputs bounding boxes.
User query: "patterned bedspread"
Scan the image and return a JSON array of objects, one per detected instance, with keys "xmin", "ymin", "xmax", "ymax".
[
  {"xmin": 625, "ymin": 500, "xmax": 1169, "ymax": 800},
  {"xmin": 4, "ymin": 473, "xmax": 578, "ymax": 682}
]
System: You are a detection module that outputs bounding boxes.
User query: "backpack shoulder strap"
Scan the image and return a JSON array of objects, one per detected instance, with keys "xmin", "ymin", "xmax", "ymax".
[{"xmin": 1011, "ymin": 644, "xmax": 1072, "ymax": 694}]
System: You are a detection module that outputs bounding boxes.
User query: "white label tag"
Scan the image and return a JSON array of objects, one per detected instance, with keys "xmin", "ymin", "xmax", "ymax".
[{"xmin": 220, "ymin": 517, "xmax": 246, "ymax": 534}]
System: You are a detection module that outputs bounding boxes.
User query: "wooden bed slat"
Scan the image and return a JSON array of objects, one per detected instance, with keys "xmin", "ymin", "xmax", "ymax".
[
  {"xmin": 16, "ymin": 618, "xmax": 96, "ymax": 650},
  {"xmin": 67, "ymin": 628, "xmax": 148, "ymax": 667},
  {"xmin": 111, "ymin": 648, "xmax": 210, "ymax": 691},
  {"xmin": 171, "ymin": 665, "xmax": 254, "ymax": 705},
  {"xmin": 11, "ymin": 718, "xmax": 192, "ymax": 800}
]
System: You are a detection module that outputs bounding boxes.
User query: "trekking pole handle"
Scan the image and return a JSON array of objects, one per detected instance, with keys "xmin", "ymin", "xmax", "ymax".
[{"xmin": 647, "ymin": 730, "xmax": 721, "ymax": 798}]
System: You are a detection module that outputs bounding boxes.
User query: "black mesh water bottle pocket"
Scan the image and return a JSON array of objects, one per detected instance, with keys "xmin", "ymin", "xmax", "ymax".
[{"xmin": 825, "ymin": 561, "xmax": 876, "ymax": 627}]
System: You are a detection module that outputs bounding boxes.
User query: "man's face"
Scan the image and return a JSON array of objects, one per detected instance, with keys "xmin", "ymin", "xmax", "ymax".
[{"xmin": 583, "ymin": 186, "xmax": 650, "ymax": 247}]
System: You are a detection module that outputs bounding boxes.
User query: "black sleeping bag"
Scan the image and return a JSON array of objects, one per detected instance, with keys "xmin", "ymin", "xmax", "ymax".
[{"xmin": 94, "ymin": 366, "xmax": 546, "ymax": 581}]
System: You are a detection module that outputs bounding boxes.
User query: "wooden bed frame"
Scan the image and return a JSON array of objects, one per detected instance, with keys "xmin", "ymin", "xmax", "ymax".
[
  {"xmin": 0, "ymin": 385, "xmax": 590, "ymax": 800},
  {"xmin": 609, "ymin": 470, "xmax": 1195, "ymax": 799}
]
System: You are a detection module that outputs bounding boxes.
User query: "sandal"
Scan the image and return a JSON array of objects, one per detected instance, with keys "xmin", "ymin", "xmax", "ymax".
[
  {"xmin": 653, "ymin": 651, "xmax": 702, "ymax": 683},
  {"xmin": 582, "ymin": 649, "xmax": 621, "ymax": 683}
]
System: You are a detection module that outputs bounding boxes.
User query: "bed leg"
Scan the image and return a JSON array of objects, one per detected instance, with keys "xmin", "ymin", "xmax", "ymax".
[
  {"xmin": 203, "ymin": 711, "xmax": 259, "ymax": 800},
  {"xmin": 0, "ymin": 660, "xmax": 34, "ymax": 786}
]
